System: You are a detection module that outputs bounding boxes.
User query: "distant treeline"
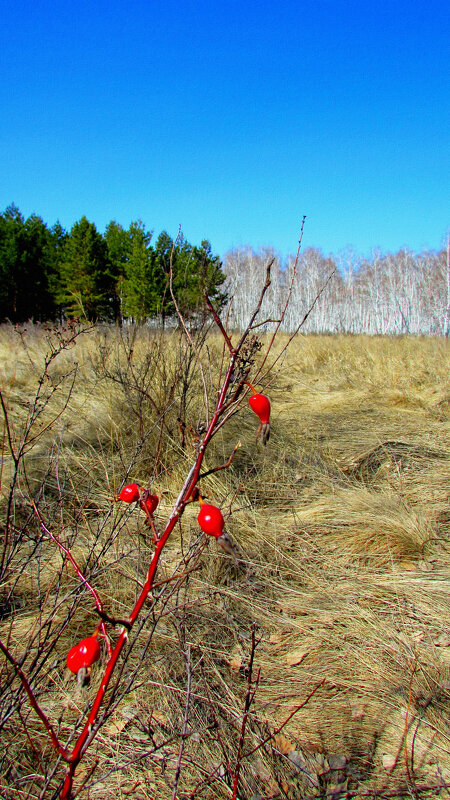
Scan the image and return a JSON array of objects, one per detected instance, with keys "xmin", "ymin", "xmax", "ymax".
[
  {"xmin": 0, "ymin": 205, "xmax": 226, "ymax": 324},
  {"xmin": 224, "ymin": 242, "xmax": 450, "ymax": 336},
  {"xmin": 1, "ymin": 205, "xmax": 448, "ymax": 334}
]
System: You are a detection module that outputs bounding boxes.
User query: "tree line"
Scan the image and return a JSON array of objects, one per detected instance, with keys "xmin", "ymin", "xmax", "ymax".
[
  {"xmin": 0, "ymin": 205, "xmax": 226, "ymax": 324},
  {"xmin": 1, "ymin": 204, "xmax": 448, "ymax": 334},
  {"xmin": 224, "ymin": 241, "xmax": 450, "ymax": 336}
]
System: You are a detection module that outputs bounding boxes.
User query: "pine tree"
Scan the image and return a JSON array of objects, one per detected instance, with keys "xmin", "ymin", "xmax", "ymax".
[
  {"xmin": 150, "ymin": 231, "xmax": 174, "ymax": 321},
  {"xmin": 23, "ymin": 214, "xmax": 58, "ymax": 320},
  {"xmin": 58, "ymin": 217, "xmax": 111, "ymax": 320},
  {"xmin": 0, "ymin": 204, "xmax": 25, "ymax": 321},
  {"xmin": 0, "ymin": 205, "xmax": 59, "ymax": 322},
  {"xmin": 105, "ymin": 220, "xmax": 133, "ymax": 323},
  {"xmin": 121, "ymin": 221, "xmax": 154, "ymax": 322},
  {"xmin": 188, "ymin": 239, "xmax": 227, "ymax": 313}
]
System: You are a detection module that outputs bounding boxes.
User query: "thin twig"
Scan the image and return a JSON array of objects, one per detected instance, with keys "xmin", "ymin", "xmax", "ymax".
[
  {"xmin": 169, "ymin": 230, "xmax": 210, "ymax": 422},
  {"xmin": 243, "ymin": 678, "xmax": 326, "ymax": 759},
  {"xmin": 199, "ymin": 442, "xmax": 241, "ymax": 480},
  {"xmin": 0, "ymin": 639, "xmax": 68, "ymax": 761},
  {"xmin": 236, "ymin": 261, "xmax": 274, "ymax": 352},
  {"xmin": 204, "ymin": 293, "xmax": 233, "ymax": 352},
  {"xmin": 31, "ymin": 501, "xmax": 112, "ymax": 655},
  {"xmin": 231, "ymin": 623, "xmax": 260, "ymax": 800},
  {"xmin": 253, "ymin": 216, "xmax": 306, "ymax": 380},
  {"xmin": 256, "ymin": 266, "xmax": 336, "ymax": 384},
  {"xmin": 171, "ymin": 645, "xmax": 192, "ymax": 800}
]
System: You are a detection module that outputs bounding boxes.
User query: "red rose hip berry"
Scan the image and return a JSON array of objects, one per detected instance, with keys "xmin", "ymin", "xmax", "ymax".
[
  {"xmin": 140, "ymin": 494, "xmax": 159, "ymax": 516},
  {"xmin": 248, "ymin": 393, "xmax": 271, "ymax": 424},
  {"xmin": 118, "ymin": 483, "xmax": 140, "ymax": 503},
  {"xmin": 197, "ymin": 504, "xmax": 225, "ymax": 538},
  {"xmin": 67, "ymin": 636, "xmax": 101, "ymax": 673},
  {"xmin": 247, "ymin": 385, "xmax": 271, "ymax": 445}
]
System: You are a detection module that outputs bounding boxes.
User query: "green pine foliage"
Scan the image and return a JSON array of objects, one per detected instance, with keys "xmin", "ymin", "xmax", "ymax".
[
  {"xmin": 150, "ymin": 231, "xmax": 227, "ymax": 321},
  {"xmin": 104, "ymin": 220, "xmax": 132, "ymax": 324},
  {"xmin": 0, "ymin": 205, "xmax": 226, "ymax": 324},
  {"xmin": 0, "ymin": 205, "xmax": 59, "ymax": 322},
  {"xmin": 121, "ymin": 221, "xmax": 154, "ymax": 322},
  {"xmin": 57, "ymin": 217, "xmax": 112, "ymax": 321}
]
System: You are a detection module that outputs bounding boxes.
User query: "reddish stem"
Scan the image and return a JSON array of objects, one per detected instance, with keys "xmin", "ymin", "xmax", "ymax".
[
  {"xmin": 32, "ymin": 502, "xmax": 112, "ymax": 656},
  {"xmin": 0, "ymin": 639, "xmax": 69, "ymax": 761},
  {"xmin": 61, "ymin": 355, "xmax": 238, "ymax": 799},
  {"xmin": 231, "ymin": 624, "xmax": 260, "ymax": 800},
  {"xmin": 204, "ymin": 294, "xmax": 233, "ymax": 352}
]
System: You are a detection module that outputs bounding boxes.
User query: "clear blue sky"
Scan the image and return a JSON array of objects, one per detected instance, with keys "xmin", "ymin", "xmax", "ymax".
[{"xmin": 1, "ymin": 0, "xmax": 449, "ymax": 259}]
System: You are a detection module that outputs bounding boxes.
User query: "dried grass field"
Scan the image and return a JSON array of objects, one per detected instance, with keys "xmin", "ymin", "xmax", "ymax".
[{"xmin": 0, "ymin": 323, "xmax": 449, "ymax": 799}]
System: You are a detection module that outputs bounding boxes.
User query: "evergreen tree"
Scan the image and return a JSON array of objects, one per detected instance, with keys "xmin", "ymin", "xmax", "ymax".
[
  {"xmin": 24, "ymin": 214, "xmax": 58, "ymax": 320},
  {"xmin": 0, "ymin": 205, "xmax": 58, "ymax": 322},
  {"xmin": 150, "ymin": 231, "xmax": 227, "ymax": 321},
  {"xmin": 105, "ymin": 220, "xmax": 130, "ymax": 275},
  {"xmin": 0, "ymin": 204, "xmax": 25, "ymax": 321},
  {"xmin": 0, "ymin": 206, "xmax": 226, "ymax": 324},
  {"xmin": 105, "ymin": 220, "xmax": 132, "ymax": 323},
  {"xmin": 151, "ymin": 230, "xmax": 174, "ymax": 321},
  {"xmin": 46, "ymin": 222, "xmax": 68, "ymax": 319},
  {"xmin": 58, "ymin": 217, "xmax": 111, "ymax": 320},
  {"xmin": 121, "ymin": 221, "xmax": 154, "ymax": 322},
  {"xmin": 182, "ymin": 238, "xmax": 227, "ymax": 315}
]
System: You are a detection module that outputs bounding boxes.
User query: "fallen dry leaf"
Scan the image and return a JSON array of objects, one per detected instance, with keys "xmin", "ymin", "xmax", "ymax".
[
  {"xmin": 228, "ymin": 644, "xmax": 244, "ymax": 671},
  {"xmin": 285, "ymin": 647, "xmax": 309, "ymax": 666},
  {"xmin": 273, "ymin": 732, "xmax": 295, "ymax": 755},
  {"xmin": 350, "ymin": 703, "xmax": 365, "ymax": 720},
  {"xmin": 382, "ymin": 754, "xmax": 397, "ymax": 770},
  {"xmin": 434, "ymin": 634, "xmax": 450, "ymax": 647}
]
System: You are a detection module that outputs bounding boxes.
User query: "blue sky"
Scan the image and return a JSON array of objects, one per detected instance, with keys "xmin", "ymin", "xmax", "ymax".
[{"xmin": 1, "ymin": 0, "xmax": 449, "ymax": 259}]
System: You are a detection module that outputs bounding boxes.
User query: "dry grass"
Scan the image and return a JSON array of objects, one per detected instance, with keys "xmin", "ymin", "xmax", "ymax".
[{"xmin": 0, "ymin": 324, "xmax": 449, "ymax": 799}]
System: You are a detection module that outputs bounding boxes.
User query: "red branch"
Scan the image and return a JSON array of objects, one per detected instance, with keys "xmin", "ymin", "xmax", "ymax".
[
  {"xmin": 0, "ymin": 639, "xmax": 69, "ymax": 761},
  {"xmin": 61, "ymin": 354, "xmax": 240, "ymax": 798},
  {"xmin": 31, "ymin": 501, "xmax": 112, "ymax": 656}
]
